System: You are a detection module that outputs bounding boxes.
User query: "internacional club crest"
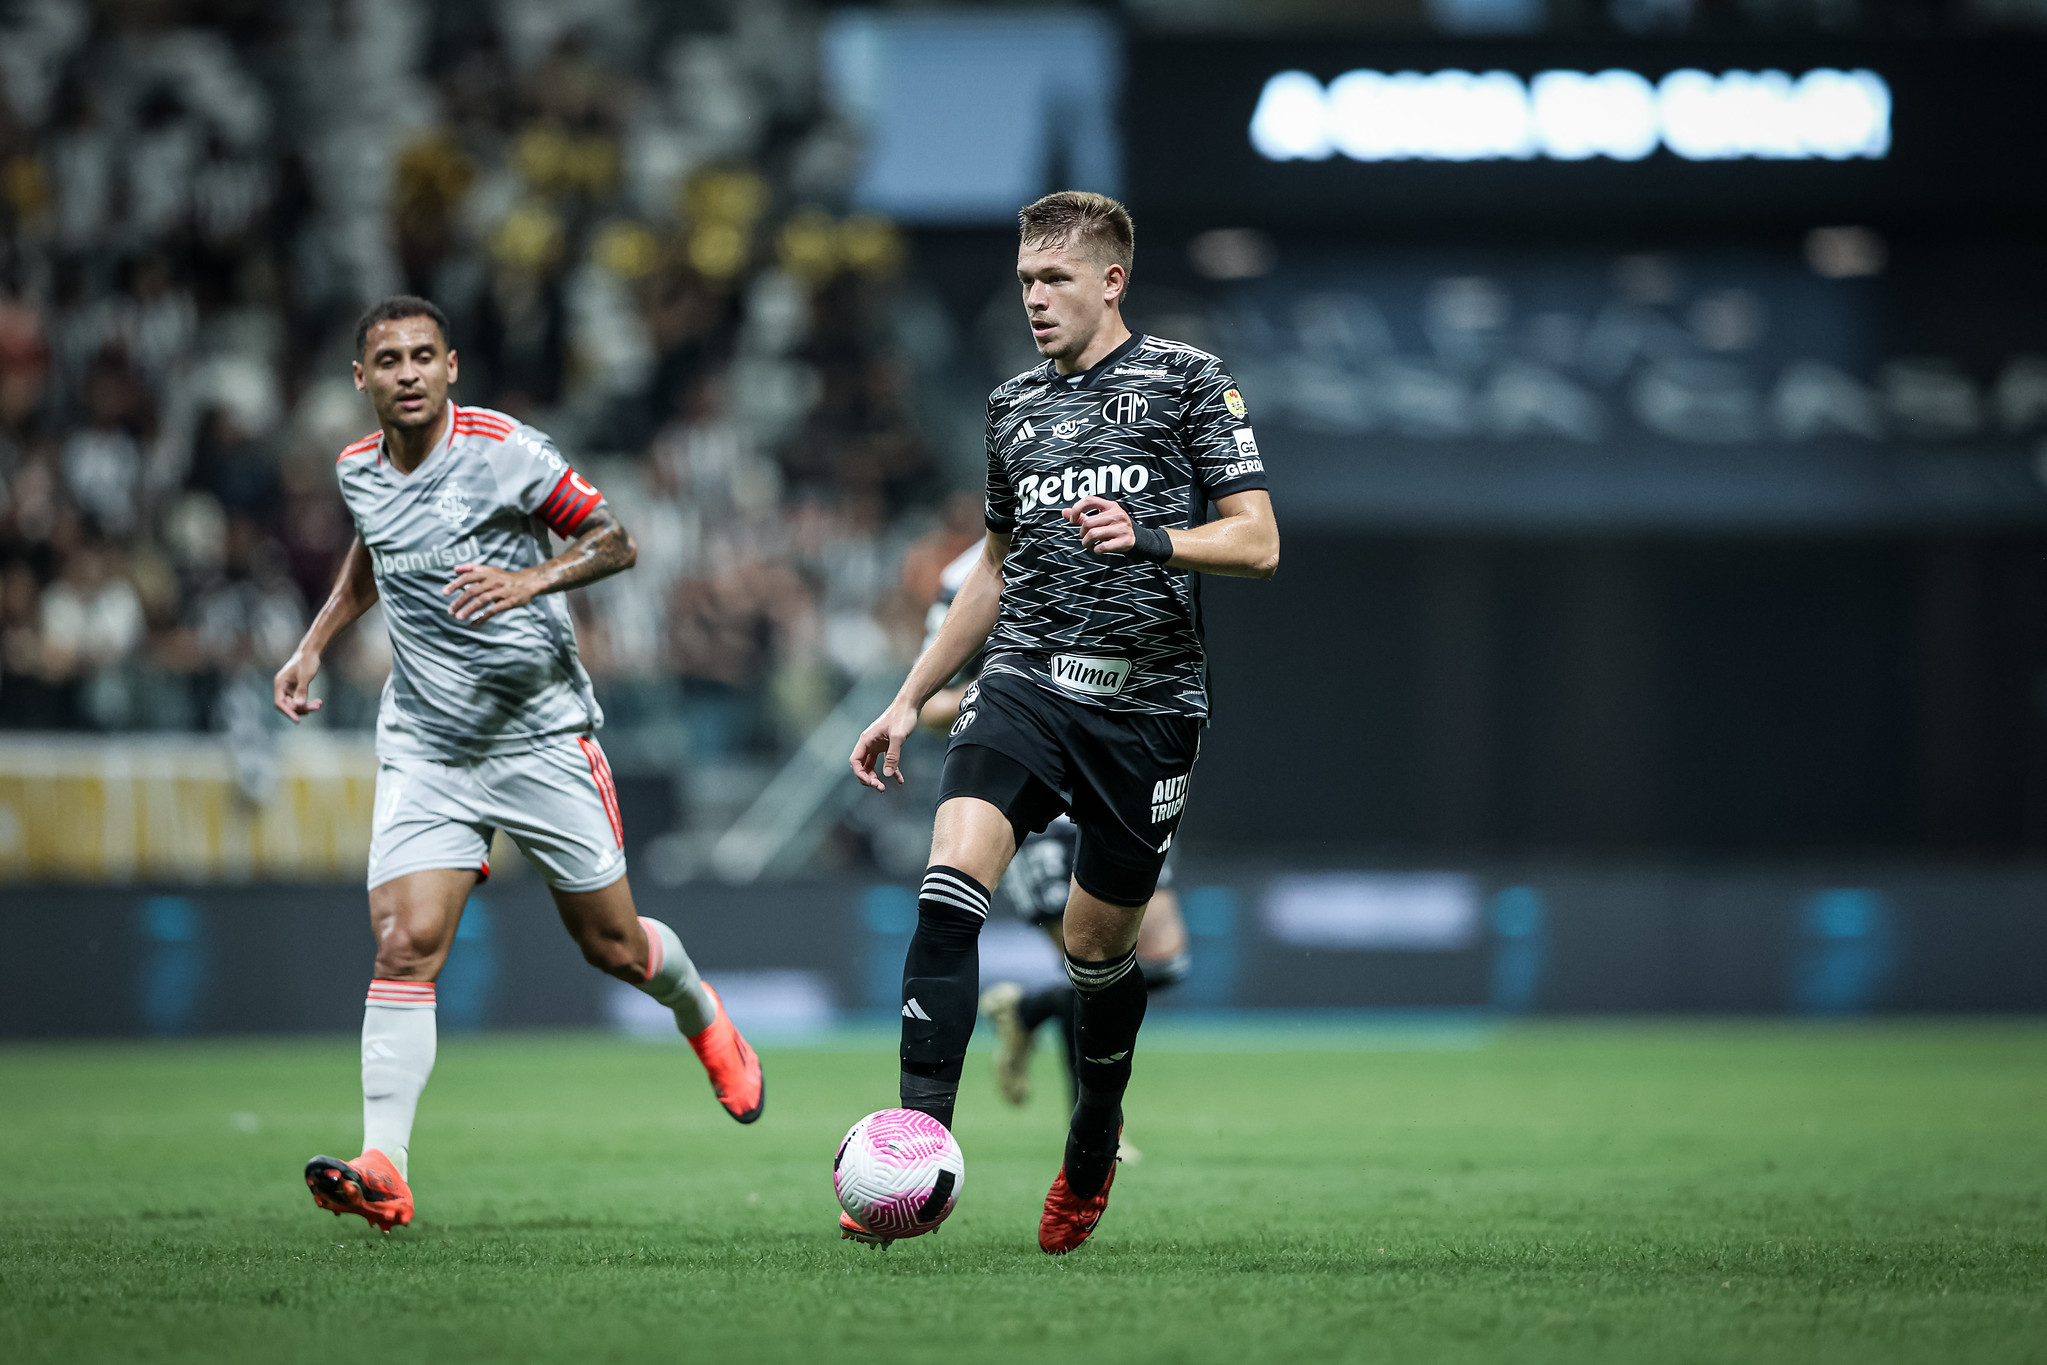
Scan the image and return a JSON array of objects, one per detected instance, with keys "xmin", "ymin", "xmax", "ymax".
[{"xmin": 432, "ymin": 487, "xmax": 473, "ymax": 527}]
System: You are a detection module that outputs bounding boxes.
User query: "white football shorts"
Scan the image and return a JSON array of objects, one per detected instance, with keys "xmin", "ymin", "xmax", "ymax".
[{"xmin": 367, "ymin": 734, "xmax": 627, "ymax": 893}]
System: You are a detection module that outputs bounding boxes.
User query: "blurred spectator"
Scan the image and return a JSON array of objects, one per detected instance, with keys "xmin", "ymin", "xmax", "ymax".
[
  {"xmin": 190, "ymin": 518, "xmax": 304, "ymax": 679},
  {"xmin": 45, "ymin": 80, "xmax": 112, "ymax": 253},
  {"xmin": 0, "ymin": 0, "xmax": 950, "ymax": 776},
  {"xmin": 275, "ymin": 453, "xmax": 353, "ymax": 612},
  {"xmin": 127, "ymin": 87, "xmax": 201, "ymax": 244},
  {"xmin": 0, "ymin": 559, "xmax": 64, "ymax": 727},
  {"xmin": 39, "ymin": 537, "xmax": 143, "ymax": 727},
  {"xmin": 117, "ymin": 254, "xmax": 197, "ymax": 389},
  {"xmin": 0, "ymin": 281, "xmax": 50, "ymax": 434},
  {"xmin": 61, "ymin": 348, "xmax": 150, "ymax": 536},
  {"xmin": 2, "ymin": 436, "xmax": 69, "ymax": 552},
  {"xmin": 188, "ymin": 405, "xmax": 277, "ymax": 517},
  {"xmin": 897, "ymin": 491, "xmax": 986, "ymax": 611}
]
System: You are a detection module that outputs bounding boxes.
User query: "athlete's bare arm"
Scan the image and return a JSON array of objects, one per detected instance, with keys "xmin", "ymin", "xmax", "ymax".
[
  {"xmin": 445, "ymin": 505, "xmax": 637, "ymax": 625},
  {"xmin": 274, "ymin": 536, "xmax": 380, "ymax": 721},
  {"xmin": 1062, "ymin": 488, "xmax": 1279, "ymax": 580},
  {"xmin": 854, "ymin": 531, "xmax": 1008, "ymax": 790}
]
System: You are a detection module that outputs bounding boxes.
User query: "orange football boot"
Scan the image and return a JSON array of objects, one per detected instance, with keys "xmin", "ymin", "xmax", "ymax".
[
  {"xmin": 839, "ymin": 1211, "xmax": 892, "ymax": 1247},
  {"xmin": 688, "ymin": 984, "xmax": 765, "ymax": 1123},
  {"xmin": 304, "ymin": 1149, "xmax": 413, "ymax": 1232},
  {"xmin": 1038, "ymin": 1161, "xmax": 1117, "ymax": 1254}
]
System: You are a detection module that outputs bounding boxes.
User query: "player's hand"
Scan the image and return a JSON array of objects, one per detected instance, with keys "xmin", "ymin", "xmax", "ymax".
[
  {"xmin": 446, "ymin": 563, "xmax": 539, "ymax": 624},
  {"xmin": 1062, "ymin": 495, "xmax": 1136, "ymax": 555},
  {"xmin": 850, "ymin": 698, "xmax": 921, "ymax": 791},
  {"xmin": 273, "ymin": 649, "xmax": 322, "ymax": 722}
]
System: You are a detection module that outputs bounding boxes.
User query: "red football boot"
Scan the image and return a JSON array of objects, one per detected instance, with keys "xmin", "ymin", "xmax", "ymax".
[
  {"xmin": 304, "ymin": 1149, "xmax": 413, "ymax": 1232},
  {"xmin": 1038, "ymin": 1160, "xmax": 1117, "ymax": 1254},
  {"xmin": 688, "ymin": 984, "xmax": 765, "ymax": 1123}
]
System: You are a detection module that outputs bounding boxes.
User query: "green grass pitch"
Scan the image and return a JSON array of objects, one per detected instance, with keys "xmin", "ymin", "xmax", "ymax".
[{"xmin": 2, "ymin": 1020, "xmax": 2042, "ymax": 1363}]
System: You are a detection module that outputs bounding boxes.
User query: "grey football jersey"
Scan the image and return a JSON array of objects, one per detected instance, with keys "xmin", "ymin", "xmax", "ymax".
[{"xmin": 336, "ymin": 404, "xmax": 606, "ymax": 761}]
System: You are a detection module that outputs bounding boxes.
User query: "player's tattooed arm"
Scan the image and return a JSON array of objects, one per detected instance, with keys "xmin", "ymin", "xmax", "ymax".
[
  {"xmin": 532, "ymin": 505, "xmax": 637, "ymax": 594},
  {"xmin": 445, "ymin": 505, "xmax": 638, "ymax": 625},
  {"xmin": 274, "ymin": 537, "xmax": 380, "ymax": 721}
]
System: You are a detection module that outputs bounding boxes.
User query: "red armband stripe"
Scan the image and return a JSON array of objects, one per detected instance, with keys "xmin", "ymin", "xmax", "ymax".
[{"xmin": 538, "ymin": 469, "xmax": 603, "ymax": 536}]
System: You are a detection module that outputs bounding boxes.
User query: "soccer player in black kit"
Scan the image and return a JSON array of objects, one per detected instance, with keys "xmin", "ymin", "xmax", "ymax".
[{"xmin": 850, "ymin": 191, "xmax": 1280, "ymax": 1253}]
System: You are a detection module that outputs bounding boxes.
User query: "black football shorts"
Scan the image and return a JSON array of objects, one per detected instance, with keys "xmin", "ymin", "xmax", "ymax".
[{"xmin": 937, "ymin": 668, "xmax": 1200, "ymax": 909}]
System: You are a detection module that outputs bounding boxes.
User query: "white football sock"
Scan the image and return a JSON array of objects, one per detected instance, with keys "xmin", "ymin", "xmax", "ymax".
[
  {"xmin": 636, "ymin": 917, "xmax": 716, "ymax": 1037},
  {"xmin": 361, "ymin": 980, "xmax": 437, "ymax": 1180}
]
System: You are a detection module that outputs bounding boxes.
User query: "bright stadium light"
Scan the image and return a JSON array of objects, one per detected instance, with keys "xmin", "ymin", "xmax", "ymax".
[{"xmin": 1248, "ymin": 67, "xmax": 1892, "ymax": 163}]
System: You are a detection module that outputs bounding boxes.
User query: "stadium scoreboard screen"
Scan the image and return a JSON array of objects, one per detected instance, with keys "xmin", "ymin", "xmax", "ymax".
[{"xmin": 1126, "ymin": 38, "xmax": 2047, "ymax": 229}]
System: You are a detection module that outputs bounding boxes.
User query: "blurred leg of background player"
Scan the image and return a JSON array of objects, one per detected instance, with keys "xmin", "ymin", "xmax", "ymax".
[{"xmin": 983, "ymin": 884, "xmax": 1190, "ymax": 1131}]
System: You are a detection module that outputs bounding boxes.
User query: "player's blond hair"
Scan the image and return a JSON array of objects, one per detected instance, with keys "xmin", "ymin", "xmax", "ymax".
[{"xmin": 1018, "ymin": 191, "xmax": 1135, "ymax": 276}]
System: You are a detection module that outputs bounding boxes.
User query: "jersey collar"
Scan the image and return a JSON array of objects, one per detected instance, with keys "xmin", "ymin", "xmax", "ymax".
[
  {"xmin": 386, "ymin": 403, "xmax": 457, "ymax": 479},
  {"xmin": 1052, "ymin": 331, "xmax": 1146, "ymax": 391}
]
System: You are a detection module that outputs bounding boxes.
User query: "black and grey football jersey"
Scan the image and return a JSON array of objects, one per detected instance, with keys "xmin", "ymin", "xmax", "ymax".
[{"xmin": 981, "ymin": 332, "xmax": 1269, "ymax": 719}]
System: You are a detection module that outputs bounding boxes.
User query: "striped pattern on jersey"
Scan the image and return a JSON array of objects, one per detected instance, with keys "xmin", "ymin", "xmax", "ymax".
[
  {"xmin": 981, "ymin": 333, "xmax": 1268, "ymax": 719},
  {"xmin": 335, "ymin": 404, "xmax": 605, "ymax": 762}
]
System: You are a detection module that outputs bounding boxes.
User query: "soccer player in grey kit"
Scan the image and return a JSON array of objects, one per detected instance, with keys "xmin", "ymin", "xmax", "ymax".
[{"xmin": 275, "ymin": 297, "xmax": 763, "ymax": 1232}]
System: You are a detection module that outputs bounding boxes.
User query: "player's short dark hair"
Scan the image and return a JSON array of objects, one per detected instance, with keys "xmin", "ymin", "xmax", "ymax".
[
  {"xmin": 1018, "ymin": 191, "xmax": 1134, "ymax": 276},
  {"xmin": 354, "ymin": 295, "xmax": 452, "ymax": 357}
]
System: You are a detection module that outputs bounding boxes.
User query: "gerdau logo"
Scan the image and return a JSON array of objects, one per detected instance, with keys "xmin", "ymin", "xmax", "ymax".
[{"xmin": 1018, "ymin": 461, "xmax": 1150, "ymax": 515}]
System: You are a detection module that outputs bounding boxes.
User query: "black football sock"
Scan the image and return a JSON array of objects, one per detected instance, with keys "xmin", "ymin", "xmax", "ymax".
[
  {"xmin": 1063, "ymin": 947, "xmax": 1147, "ymax": 1199},
  {"xmin": 898, "ymin": 866, "xmax": 989, "ymax": 1130}
]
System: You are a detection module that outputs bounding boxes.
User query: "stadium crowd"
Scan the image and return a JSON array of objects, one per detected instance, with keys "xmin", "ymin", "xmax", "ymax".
[{"xmin": 0, "ymin": 0, "xmax": 972, "ymax": 763}]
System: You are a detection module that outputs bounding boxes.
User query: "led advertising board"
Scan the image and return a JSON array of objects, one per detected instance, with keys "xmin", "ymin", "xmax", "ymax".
[
  {"xmin": 1125, "ymin": 39, "xmax": 2047, "ymax": 229},
  {"xmin": 1249, "ymin": 67, "xmax": 1890, "ymax": 165}
]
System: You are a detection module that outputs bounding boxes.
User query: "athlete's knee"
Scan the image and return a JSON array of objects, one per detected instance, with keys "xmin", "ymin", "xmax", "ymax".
[
  {"xmin": 372, "ymin": 923, "xmax": 443, "ymax": 979},
  {"xmin": 1062, "ymin": 888, "xmax": 1146, "ymax": 961}
]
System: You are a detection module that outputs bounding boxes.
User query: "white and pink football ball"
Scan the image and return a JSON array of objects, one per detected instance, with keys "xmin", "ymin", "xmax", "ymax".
[{"xmin": 833, "ymin": 1108, "xmax": 965, "ymax": 1239}]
